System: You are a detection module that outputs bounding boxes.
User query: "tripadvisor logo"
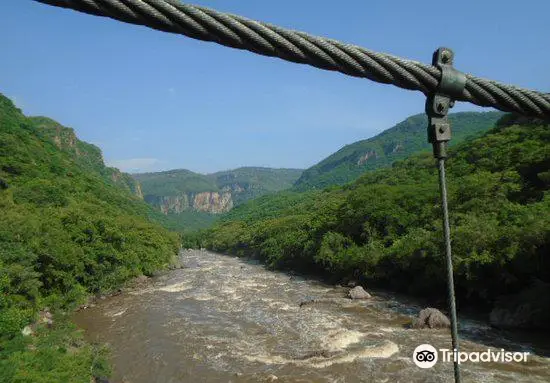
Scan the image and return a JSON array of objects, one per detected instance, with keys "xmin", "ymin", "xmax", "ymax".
[
  {"xmin": 413, "ymin": 344, "xmax": 438, "ymax": 368},
  {"xmin": 412, "ymin": 344, "xmax": 529, "ymax": 368}
]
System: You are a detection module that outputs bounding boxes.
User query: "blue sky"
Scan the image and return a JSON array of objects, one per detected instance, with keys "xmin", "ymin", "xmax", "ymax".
[{"xmin": 1, "ymin": 1, "xmax": 549, "ymax": 174}]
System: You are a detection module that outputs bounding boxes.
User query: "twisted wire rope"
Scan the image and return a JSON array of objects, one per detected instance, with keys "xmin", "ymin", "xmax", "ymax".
[{"xmin": 33, "ymin": 0, "xmax": 550, "ymax": 119}]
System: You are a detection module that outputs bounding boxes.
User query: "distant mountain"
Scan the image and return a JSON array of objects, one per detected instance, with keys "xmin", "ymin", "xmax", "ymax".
[
  {"xmin": 133, "ymin": 167, "xmax": 303, "ymax": 229},
  {"xmin": 293, "ymin": 111, "xmax": 503, "ymax": 191}
]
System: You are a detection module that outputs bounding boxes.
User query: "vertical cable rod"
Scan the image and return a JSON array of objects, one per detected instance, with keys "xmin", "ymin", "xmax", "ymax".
[
  {"xmin": 426, "ymin": 47, "xmax": 466, "ymax": 383},
  {"xmin": 437, "ymin": 157, "xmax": 461, "ymax": 383}
]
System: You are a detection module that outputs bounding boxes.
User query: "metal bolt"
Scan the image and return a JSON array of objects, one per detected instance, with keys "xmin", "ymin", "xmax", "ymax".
[{"xmin": 441, "ymin": 50, "xmax": 451, "ymax": 64}]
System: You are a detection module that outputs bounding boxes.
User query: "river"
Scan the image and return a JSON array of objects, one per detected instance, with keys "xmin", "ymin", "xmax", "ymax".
[{"xmin": 74, "ymin": 250, "xmax": 550, "ymax": 383}]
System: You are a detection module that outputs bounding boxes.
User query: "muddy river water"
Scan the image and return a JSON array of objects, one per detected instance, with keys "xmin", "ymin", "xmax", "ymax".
[{"xmin": 74, "ymin": 250, "xmax": 550, "ymax": 382}]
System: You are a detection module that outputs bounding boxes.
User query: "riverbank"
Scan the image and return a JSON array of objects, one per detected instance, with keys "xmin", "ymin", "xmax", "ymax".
[
  {"xmin": 0, "ymin": 93, "xmax": 183, "ymax": 382},
  {"xmin": 198, "ymin": 244, "xmax": 550, "ymax": 332},
  {"xmin": 0, "ymin": 257, "xmax": 182, "ymax": 383}
]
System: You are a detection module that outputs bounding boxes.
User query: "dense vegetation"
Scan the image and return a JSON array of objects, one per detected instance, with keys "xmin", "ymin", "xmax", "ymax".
[
  {"xmin": 213, "ymin": 167, "xmax": 305, "ymax": 205},
  {"xmin": 294, "ymin": 111, "xmax": 503, "ymax": 191},
  {"xmin": 202, "ymin": 115, "xmax": 550, "ymax": 319},
  {"xmin": 0, "ymin": 94, "xmax": 180, "ymax": 382},
  {"xmin": 163, "ymin": 210, "xmax": 220, "ymax": 234},
  {"xmin": 29, "ymin": 116, "xmax": 144, "ymax": 198}
]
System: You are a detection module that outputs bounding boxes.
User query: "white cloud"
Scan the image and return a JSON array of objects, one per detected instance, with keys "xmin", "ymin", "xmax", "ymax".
[{"xmin": 107, "ymin": 158, "xmax": 165, "ymax": 173}]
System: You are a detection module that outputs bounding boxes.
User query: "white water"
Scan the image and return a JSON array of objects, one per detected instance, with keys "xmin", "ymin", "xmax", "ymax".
[{"xmin": 74, "ymin": 250, "xmax": 550, "ymax": 383}]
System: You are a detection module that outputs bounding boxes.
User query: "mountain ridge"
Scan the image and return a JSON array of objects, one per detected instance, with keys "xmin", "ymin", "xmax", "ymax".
[
  {"xmin": 136, "ymin": 165, "xmax": 303, "ymax": 178},
  {"xmin": 26, "ymin": 115, "xmax": 144, "ymax": 198},
  {"xmin": 133, "ymin": 166, "xmax": 304, "ymax": 229},
  {"xmin": 293, "ymin": 111, "xmax": 504, "ymax": 191}
]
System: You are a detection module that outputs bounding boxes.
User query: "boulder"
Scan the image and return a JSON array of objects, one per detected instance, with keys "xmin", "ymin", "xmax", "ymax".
[
  {"xmin": 412, "ymin": 308, "xmax": 451, "ymax": 329},
  {"xmin": 348, "ymin": 286, "xmax": 371, "ymax": 300}
]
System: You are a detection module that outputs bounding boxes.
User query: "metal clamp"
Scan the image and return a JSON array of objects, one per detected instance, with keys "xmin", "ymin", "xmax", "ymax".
[{"xmin": 425, "ymin": 47, "xmax": 467, "ymax": 159}]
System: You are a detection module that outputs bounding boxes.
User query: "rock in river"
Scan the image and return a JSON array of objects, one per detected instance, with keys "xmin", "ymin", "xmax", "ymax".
[
  {"xmin": 412, "ymin": 307, "xmax": 451, "ymax": 329},
  {"xmin": 348, "ymin": 286, "xmax": 371, "ymax": 300}
]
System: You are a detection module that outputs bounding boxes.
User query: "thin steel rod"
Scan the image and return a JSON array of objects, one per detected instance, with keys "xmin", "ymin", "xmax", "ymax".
[{"xmin": 437, "ymin": 157, "xmax": 461, "ymax": 383}]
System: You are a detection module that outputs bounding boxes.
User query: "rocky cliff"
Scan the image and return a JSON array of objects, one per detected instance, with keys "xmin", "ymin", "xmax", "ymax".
[
  {"xmin": 193, "ymin": 191, "xmax": 233, "ymax": 213},
  {"xmin": 146, "ymin": 190, "xmax": 233, "ymax": 215},
  {"xmin": 134, "ymin": 167, "xmax": 303, "ymax": 218}
]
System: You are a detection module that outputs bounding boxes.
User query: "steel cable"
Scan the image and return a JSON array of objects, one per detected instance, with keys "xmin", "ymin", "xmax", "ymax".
[{"xmin": 32, "ymin": 0, "xmax": 550, "ymax": 119}]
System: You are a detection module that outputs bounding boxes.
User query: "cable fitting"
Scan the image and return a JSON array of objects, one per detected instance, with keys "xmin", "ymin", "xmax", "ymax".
[{"xmin": 425, "ymin": 47, "xmax": 466, "ymax": 159}]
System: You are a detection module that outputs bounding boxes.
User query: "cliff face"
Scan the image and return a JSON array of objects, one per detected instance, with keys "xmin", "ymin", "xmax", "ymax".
[
  {"xmin": 134, "ymin": 182, "xmax": 144, "ymax": 199},
  {"xmin": 134, "ymin": 167, "xmax": 303, "ymax": 217},
  {"xmin": 356, "ymin": 150, "xmax": 377, "ymax": 165},
  {"xmin": 194, "ymin": 191, "xmax": 233, "ymax": 213},
  {"xmin": 108, "ymin": 167, "xmax": 144, "ymax": 200},
  {"xmin": 147, "ymin": 195, "xmax": 189, "ymax": 215},
  {"xmin": 147, "ymin": 190, "xmax": 233, "ymax": 215}
]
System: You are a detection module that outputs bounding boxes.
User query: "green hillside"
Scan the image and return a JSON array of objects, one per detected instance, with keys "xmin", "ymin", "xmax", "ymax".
[
  {"xmin": 202, "ymin": 115, "xmax": 550, "ymax": 327},
  {"xmin": 0, "ymin": 94, "xmax": 180, "ymax": 382},
  {"xmin": 28, "ymin": 116, "xmax": 144, "ymax": 198},
  {"xmin": 293, "ymin": 111, "xmax": 503, "ymax": 191},
  {"xmin": 212, "ymin": 167, "xmax": 304, "ymax": 205}
]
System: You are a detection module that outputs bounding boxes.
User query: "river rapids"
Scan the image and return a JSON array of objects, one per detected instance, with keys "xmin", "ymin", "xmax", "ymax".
[{"xmin": 73, "ymin": 250, "xmax": 550, "ymax": 383}]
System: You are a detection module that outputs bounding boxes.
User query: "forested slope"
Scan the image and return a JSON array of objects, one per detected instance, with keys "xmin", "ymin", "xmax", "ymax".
[
  {"xmin": 0, "ymin": 94, "xmax": 180, "ymax": 382},
  {"xmin": 294, "ymin": 111, "xmax": 503, "ymax": 191},
  {"xmin": 203, "ymin": 115, "xmax": 550, "ymax": 326}
]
